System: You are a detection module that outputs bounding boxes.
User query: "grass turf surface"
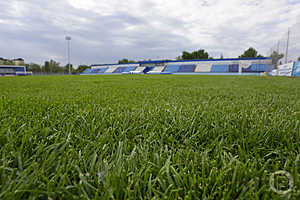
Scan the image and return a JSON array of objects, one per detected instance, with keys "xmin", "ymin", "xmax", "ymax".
[{"xmin": 0, "ymin": 75, "xmax": 300, "ymax": 199}]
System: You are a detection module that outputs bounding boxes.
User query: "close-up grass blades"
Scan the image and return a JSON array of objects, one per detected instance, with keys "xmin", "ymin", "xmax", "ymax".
[{"xmin": 0, "ymin": 75, "xmax": 299, "ymax": 199}]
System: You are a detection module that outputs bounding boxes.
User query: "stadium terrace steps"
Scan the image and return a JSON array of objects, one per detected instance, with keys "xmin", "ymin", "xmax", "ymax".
[
  {"xmin": 122, "ymin": 66, "xmax": 137, "ymax": 73},
  {"xmin": 130, "ymin": 67, "xmax": 146, "ymax": 73},
  {"xmin": 147, "ymin": 66, "xmax": 165, "ymax": 74},
  {"xmin": 211, "ymin": 65, "xmax": 229, "ymax": 72},
  {"xmin": 82, "ymin": 69, "xmax": 92, "ymax": 74},
  {"xmin": 195, "ymin": 63, "xmax": 212, "ymax": 72},
  {"xmin": 82, "ymin": 58, "xmax": 274, "ymax": 75},
  {"xmin": 177, "ymin": 64, "xmax": 196, "ymax": 72},
  {"xmin": 82, "ymin": 64, "xmax": 273, "ymax": 75},
  {"xmin": 229, "ymin": 64, "xmax": 239, "ymax": 72},
  {"xmin": 99, "ymin": 67, "xmax": 109, "ymax": 73},
  {"xmin": 112, "ymin": 67, "xmax": 125, "ymax": 73},
  {"xmin": 162, "ymin": 64, "xmax": 197, "ymax": 73},
  {"xmin": 143, "ymin": 66, "xmax": 154, "ymax": 74},
  {"xmin": 90, "ymin": 69, "xmax": 100, "ymax": 73},
  {"xmin": 105, "ymin": 66, "xmax": 119, "ymax": 73},
  {"xmin": 85, "ymin": 67, "xmax": 108, "ymax": 74},
  {"xmin": 162, "ymin": 65, "xmax": 180, "ymax": 73},
  {"xmin": 113, "ymin": 66, "xmax": 137, "ymax": 73}
]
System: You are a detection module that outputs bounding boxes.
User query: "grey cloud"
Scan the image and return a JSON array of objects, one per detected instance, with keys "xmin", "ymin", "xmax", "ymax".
[{"xmin": 0, "ymin": 0, "xmax": 300, "ymax": 67}]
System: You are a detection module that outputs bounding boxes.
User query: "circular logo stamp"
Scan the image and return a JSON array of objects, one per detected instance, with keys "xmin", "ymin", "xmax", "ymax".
[{"xmin": 270, "ymin": 170, "xmax": 294, "ymax": 195}]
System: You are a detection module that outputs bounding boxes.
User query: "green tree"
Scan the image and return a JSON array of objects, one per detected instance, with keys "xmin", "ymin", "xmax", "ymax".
[
  {"xmin": 64, "ymin": 64, "xmax": 74, "ymax": 73},
  {"xmin": 180, "ymin": 49, "xmax": 210, "ymax": 60},
  {"xmin": 3, "ymin": 61, "xmax": 13, "ymax": 65},
  {"xmin": 44, "ymin": 61, "xmax": 50, "ymax": 72},
  {"xmin": 43, "ymin": 60, "xmax": 65, "ymax": 73},
  {"xmin": 26, "ymin": 63, "xmax": 41, "ymax": 73},
  {"xmin": 49, "ymin": 60, "xmax": 63, "ymax": 73},
  {"xmin": 118, "ymin": 59, "xmax": 135, "ymax": 64},
  {"xmin": 138, "ymin": 59, "xmax": 152, "ymax": 62},
  {"xmin": 270, "ymin": 51, "xmax": 284, "ymax": 66},
  {"xmin": 76, "ymin": 65, "xmax": 89, "ymax": 73},
  {"xmin": 239, "ymin": 47, "xmax": 264, "ymax": 58},
  {"xmin": 298, "ymin": 57, "xmax": 300, "ymax": 61}
]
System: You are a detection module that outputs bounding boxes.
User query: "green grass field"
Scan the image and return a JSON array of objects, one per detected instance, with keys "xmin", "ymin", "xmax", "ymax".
[{"xmin": 0, "ymin": 75, "xmax": 300, "ymax": 199}]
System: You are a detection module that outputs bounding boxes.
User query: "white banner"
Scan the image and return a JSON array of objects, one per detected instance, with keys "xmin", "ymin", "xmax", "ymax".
[{"xmin": 276, "ymin": 63, "xmax": 294, "ymax": 76}]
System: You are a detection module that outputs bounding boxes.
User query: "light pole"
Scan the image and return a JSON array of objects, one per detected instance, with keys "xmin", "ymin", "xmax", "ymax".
[
  {"xmin": 285, "ymin": 28, "xmax": 290, "ymax": 64},
  {"xmin": 65, "ymin": 36, "xmax": 71, "ymax": 74}
]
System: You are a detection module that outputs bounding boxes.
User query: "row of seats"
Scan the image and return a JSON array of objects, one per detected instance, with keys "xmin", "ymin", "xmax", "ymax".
[
  {"xmin": 82, "ymin": 66, "xmax": 138, "ymax": 74},
  {"xmin": 210, "ymin": 64, "xmax": 239, "ymax": 72},
  {"xmin": 163, "ymin": 64, "xmax": 238, "ymax": 73},
  {"xmin": 147, "ymin": 66, "xmax": 165, "ymax": 74},
  {"xmin": 113, "ymin": 66, "xmax": 137, "ymax": 73},
  {"xmin": 82, "ymin": 64, "xmax": 274, "ymax": 74}
]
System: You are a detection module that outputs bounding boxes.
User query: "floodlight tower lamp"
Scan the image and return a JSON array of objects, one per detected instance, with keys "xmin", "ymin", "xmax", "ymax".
[{"xmin": 65, "ymin": 36, "xmax": 72, "ymax": 74}]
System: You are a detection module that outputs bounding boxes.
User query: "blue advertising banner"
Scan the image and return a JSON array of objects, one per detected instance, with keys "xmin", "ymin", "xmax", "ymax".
[{"xmin": 292, "ymin": 61, "xmax": 300, "ymax": 77}]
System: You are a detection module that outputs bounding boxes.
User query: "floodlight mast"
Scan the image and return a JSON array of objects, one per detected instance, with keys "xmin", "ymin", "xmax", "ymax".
[
  {"xmin": 65, "ymin": 36, "xmax": 71, "ymax": 74},
  {"xmin": 285, "ymin": 29, "xmax": 289, "ymax": 64}
]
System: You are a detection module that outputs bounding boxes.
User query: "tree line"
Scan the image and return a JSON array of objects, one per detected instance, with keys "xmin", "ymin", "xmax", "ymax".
[
  {"xmin": 11, "ymin": 47, "xmax": 300, "ymax": 74},
  {"xmin": 118, "ymin": 47, "xmax": 299, "ymax": 67},
  {"xmin": 25, "ymin": 60, "xmax": 89, "ymax": 74}
]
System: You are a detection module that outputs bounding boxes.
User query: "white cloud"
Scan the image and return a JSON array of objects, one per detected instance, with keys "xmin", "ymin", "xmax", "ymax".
[{"xmin": 0, "ymin": 0, "xmax": 299, "ymax": 66}]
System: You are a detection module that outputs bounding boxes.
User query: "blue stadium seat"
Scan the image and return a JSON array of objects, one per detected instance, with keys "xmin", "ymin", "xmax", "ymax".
[
  {"xmin": 122, "ymin": 67, "xmax": 137, "ymax": 73},
  {"xmin": 163, "ymin": 65, "xmax": 180, "ymax": 73},
  {"xmin": 113, "ymin": 67, "xmax": 137, "ymax": 73},
  {"xmin": 98, "ymin": 67, "xmax": 108, "ymax": 73},
  {"xmin": 211, "ymin": 65, "xmax": 229, "ymax": 72},
  {"xmin": 112, "ymin": 67, "xmax": 124, "ymax": 73},
  {"xmin": 15, "ymin": 67, "xmax": 25, "ymax": 72},
  {"xmin": 267, "ymin": 65, "xmax": 275, "ymax": 72},
  {"xmin": 143, "ymin": 66, "xmax": 154, "ymax": 73},
  {"xmin": 90, "ymin": 68, "xmax": 100, "ymax": 73},
  {"xmin": 177, "ymin": 65, "xmax": 196, "ymax": 72},
  {"xmin": 229, "ymin": 64, "xmax": 239, "ymax": 72},
  {"xmin": 82, "ymin": 69, "xmax": 92, "ymax": 74},
  {"xmin": 82, "ymin": 68, "xmax": 107, "ymax": 74}
]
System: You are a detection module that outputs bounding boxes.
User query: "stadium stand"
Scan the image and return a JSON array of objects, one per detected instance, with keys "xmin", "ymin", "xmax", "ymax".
[
  {"xmin": 105, "ymin": 66, "xmax": 119, "ymax": 73},
  {"xmin": 242, "ymin": 64, "xmax": 272, "ymax": 73},
  {"xmin": 143, "ymin": 66, "xmax": 155, "ymax": 74},
  {"xmin": 147, "ymin": 66, "xmax": 165, "ymax": 74},
  {"xmin": 83, "ymin": 58, "xmax": 273, "ymax": 76},
  {"xmin": 90, "ymin": 68, "xmax": 108, "ymax": 74},
  {"xmin": 98, "ymin": 67, "xmax": 108, "ymax": 73},
  {"xmin": 90, "ymin": 68, "xmax": 99, "ymax": 73},
  {"xmin": 112, "ymin": 66, "xmax": 137, "ymax": 73},
  {"xmin": 211, "ymin": 64, "xmax": 229, "ymax": 72},
  {"xmin": 129, "ymin": 67, "xmax": 146, "ymax": 74},
  {"xmin": 113, "ymin": 67, "xmax": 127, "ymax": 73},
  {"xmin": 122, "ymin": 66, "xmax": 137, "ymax": 73},
  {"xmin": 81, "ymin": 68, "xmax": 92, "ymax": 74},
  {"xmin": 194, "ymin": 63, "xmax": 212, "ymax": 72},
  {"xmin": 0, "ymin": 65, "xmax": 27, "ymax": 76},
  {"xmin": 162, "ymin": 65, "xmax": 180, "ymax": 73},
  {"xmin": 177, "ymin": 64, "xmax": 196, "ymax": 72},
  {"xmin": 229, "ymin": 64, "xmax": 239, "ymax": 72}
]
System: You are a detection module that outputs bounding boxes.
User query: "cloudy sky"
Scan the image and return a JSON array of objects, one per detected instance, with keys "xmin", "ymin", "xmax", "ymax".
[{"xmin": 0, "ymin": 0, "xmax": 299, "ymax": 66}]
